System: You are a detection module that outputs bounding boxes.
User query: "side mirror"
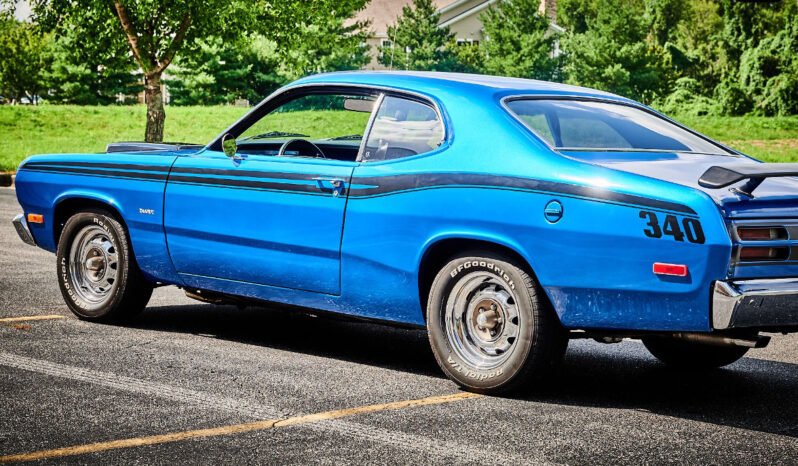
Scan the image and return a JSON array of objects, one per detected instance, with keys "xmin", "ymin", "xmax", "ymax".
[{"xmin": 222, "ymin": 133, "xmax": 237, "ymax": 158}]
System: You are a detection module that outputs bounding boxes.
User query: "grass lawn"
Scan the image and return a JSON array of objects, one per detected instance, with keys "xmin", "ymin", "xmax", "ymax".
[{"xmin": 1, "ymin": 105, "xmax": 798, "ymax": 171}]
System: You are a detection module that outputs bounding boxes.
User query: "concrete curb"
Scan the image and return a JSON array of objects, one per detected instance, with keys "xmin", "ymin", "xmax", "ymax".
[{"xmin": 0, "ymin": 173, "xmax": 12, "ymax": 188}]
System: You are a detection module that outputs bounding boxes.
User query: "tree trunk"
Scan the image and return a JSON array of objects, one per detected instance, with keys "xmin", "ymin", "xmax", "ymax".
[{"xmin": 144, "ymin": 73, "xmax": 165, "ymax": 142}]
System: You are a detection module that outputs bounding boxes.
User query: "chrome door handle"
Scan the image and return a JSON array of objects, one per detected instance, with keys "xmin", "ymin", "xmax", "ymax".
[{"xmin": 313, "ymin": 178, "xmax": 346, "ymax": 197}]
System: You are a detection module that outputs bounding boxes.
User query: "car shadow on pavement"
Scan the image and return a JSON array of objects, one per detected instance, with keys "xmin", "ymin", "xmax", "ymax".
[
  {"xmin": 131, "ymin": 303, "xmax": 798, "ymax": 438},
  {"xmin": 527, "ymin": 341, "xmax": 798, "ymax": 438},
  {"xmin": 132, "ymin": 303, "xmax": 444, "ymax": 379}
]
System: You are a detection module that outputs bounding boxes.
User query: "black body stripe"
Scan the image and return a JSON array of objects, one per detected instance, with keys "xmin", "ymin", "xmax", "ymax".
[
  {"xmin": 19, "ymin": 162, "xmax": 696, "ymax": 215},
  {"xmin": 21, "ymin": 166, "xmax": 167, "ymax": 181},
  {"xmin": 349, "ymin": 174, "xmax": 697, "ymax": 215},
  {"xmin": 170, "ymin": 166, "xmax": 335, "ymax": 181},
  {"xmin": 23, "ymin": 161, "xmax": 172, "ymax": 173},
  {"xmin": 168, "ymin": 175, "xmax": 333, "ymax": 195}
]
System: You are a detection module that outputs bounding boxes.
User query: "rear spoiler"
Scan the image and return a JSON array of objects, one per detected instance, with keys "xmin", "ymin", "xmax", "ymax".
[
  {"xmin": 106, "ymin": 142, "xmax": 204, "ymax": 153},
  {"xmin": 698, "ymin": 163, "xmax": 798, "ymax": 196}
]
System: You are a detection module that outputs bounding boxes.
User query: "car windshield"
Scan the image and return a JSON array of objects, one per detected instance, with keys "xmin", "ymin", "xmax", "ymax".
[{"xmin": 505, "ymin": 99, "xmax": 731, "ymax": 156}]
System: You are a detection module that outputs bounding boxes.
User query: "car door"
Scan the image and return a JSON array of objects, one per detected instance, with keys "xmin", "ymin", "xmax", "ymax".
[{"xmin": 164, "ymin": 89, "xmax": 378, "ymax": 295}]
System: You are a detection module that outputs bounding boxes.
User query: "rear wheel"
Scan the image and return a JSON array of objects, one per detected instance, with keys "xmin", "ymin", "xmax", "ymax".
[
  {"xmin": 56, "ymin": 210, "xmax": 153, "ymax": 322},
  {"xmin": 426, "ymin": 252, "xmax": 567, "ymax": 394},
  {"xmin": 642, "ymin": 337, "xmax": 749, "ymax": 369}
]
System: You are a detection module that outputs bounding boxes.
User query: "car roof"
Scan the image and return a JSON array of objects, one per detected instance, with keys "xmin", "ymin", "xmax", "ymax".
[{"xmin": 292, "ymin": 71, "xmax": 630, "ymax": 102}]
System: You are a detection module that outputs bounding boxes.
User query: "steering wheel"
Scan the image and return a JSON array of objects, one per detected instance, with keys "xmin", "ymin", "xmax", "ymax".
[{"xmin": 278, "ymin": 139, "xmax": 326, "ymax": 158}]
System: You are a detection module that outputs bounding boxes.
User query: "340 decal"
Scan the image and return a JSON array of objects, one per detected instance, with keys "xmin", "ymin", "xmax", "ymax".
[{"xmin": 639, "ymin": 211, "xmax": 705, "ymax": 244}]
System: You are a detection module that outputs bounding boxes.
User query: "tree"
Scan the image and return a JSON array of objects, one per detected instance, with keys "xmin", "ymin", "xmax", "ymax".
[
  {"xmin": 261, "ymin": 0, "xmax": 371, "ymax": 81},
  {"xmin": 44, "ymin": 28, "xmax": 142, "ymax": 105},
  {"xmin": 478, "ymin": 0, "xmax": 560, "ymax": 80},
  {"xmin": 714, "ymin": 0, "xmax": 797, "ymax": 115},
  {"xmin": 167, "ymin": 0, "xmax": 370, "ymax": 106},
  {"xmin": 559, "ymin": 0, "xmax": 670, "ymax": 103},
  {"xmin": 379, "ymin": 0, "xmax": 455, "ymax": 71},
  {"xmin": 167, "ymin": 36, "xmax": 282, "ymax": 105},
  {"xmin": 0, "ymin": 18, "xmax": 50, "ymax": 104},
  {"xmin": 28, "ymin": 0, "xmax": 255, "ymax": 141}
]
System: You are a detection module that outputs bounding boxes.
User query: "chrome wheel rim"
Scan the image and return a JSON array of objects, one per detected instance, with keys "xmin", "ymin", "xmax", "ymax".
[
  {"xmin": 68, "ymin": 225, "xmax": 118, "ymax": 305},
  {"xmin": 444, "ymin": 272, "xmax": 521, "ymax": 370}
]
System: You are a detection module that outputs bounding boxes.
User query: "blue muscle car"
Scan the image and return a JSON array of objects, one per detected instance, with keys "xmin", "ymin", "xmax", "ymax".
[{"xmin": 13, "ymin": 71, "xmax": 798, "ymax": 394}]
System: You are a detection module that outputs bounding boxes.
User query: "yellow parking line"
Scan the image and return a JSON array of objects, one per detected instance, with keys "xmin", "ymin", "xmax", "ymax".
[
  {"xmin": 0, "ymin": 315, "xmax": 65, "ymax": 323},
  {"xmin": 0, "ymin": 392, "xmax": 481, "ymax": 463}
]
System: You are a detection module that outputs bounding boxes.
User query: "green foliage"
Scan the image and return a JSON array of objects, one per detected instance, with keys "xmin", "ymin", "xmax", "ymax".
[
  {"xmin": 28, "ymin": 0, "xmax": 256, "ymax": 76},
  {"xmin": 714, "ymin": 79, "xmax": 752, "ymax": 116},
  {"xmin": 654, "ymin": 77, "xmax": 717, "ymax": 116},
  {"xmin": 671, "ymin": 0, "xmax": 724, "ymax": 95},
  {"xmin": 379, "ymin": 0, "xmax": 455, "ymax": 71},
  {"xmin": 645, "ymin": 0, "xmax": 688, "ymax": 47},
  {"xmin": 478, "ymin": 0, "xmax": 560, "ymax": 80},
  {"xmin": 24, "ymin": 0, "xmax": 263, "ymax": 140},
  {"xmin": 167, "ymin": 1, "xmax": 370, "ymax": 105},
  {"xmin": 0, "ymin": 18, "xmax": 50, "ymax": 103},
  {"xmin": 167, "ymin": 36, "xmax": 282, "ymax": 106},
  {"xmin": 44, "ymin": 31, "xmax": 142, "ymax": 105},
  {"xmin": 738, "ymin": 10, "xmax": 798, "ymax": 116},
  {"xmin": 560, "ymin": 0, "xmax": 670, "ymax": 103},
  {"xmin": 268, "ymin": 1, "xmax": 371, "ymax": 80}
]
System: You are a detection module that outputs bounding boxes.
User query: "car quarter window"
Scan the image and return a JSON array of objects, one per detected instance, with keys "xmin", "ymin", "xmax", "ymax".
[
  {"xmin": 506, "ymin": 99, "xmax": 731, "ymax": 155},
  {"xmin": 235, "ymin": 92, "xmax": 377, "ymax": 161},
  {"xmin": 361, "ymin": 95, "xmax": 444, "ymax": 162}
]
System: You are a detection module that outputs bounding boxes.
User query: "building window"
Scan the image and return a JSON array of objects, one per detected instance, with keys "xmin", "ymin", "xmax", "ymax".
[{"xmin": 381, "ymin": 39, "xmax": 393, "ymax": 48}]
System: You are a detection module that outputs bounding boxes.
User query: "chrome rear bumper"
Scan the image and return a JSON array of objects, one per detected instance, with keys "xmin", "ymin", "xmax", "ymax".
[
  {"xmin": 713, "ymin": 279, "xmax": 798, "ymax": 329},
  {"xmin": 12, "ymin": 214, "xmax": 36, "ymax": 246}
]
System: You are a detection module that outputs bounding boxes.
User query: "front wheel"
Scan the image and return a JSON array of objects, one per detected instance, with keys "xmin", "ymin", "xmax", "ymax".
[
  {"xmin": 56, "ymin": 210, "xmax": 153, "ymax": 322},
  {"xmin": 426, "ymin": 252, "xmax": 567, "ymax": 395},
  {"xmin": 642, "ymin": 337, "xmax": 749, "ymax": 369}
]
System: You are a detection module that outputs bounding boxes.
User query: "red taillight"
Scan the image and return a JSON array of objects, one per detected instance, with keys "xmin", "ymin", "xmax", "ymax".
[
  {"xmin": 739, "ymin": 246, "xmax": 790, "ymax": 261},
  {"xmin": 653, "ymin": 262, "xmax": 688, "ymax": 277},
  {"xmin": 737, "ymin": 226, "xmax": 788, "ymax": 241}
]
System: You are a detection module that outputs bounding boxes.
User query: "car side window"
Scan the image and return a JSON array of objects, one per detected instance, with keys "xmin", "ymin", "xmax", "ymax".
[
  {"xmin": 235, "ymin": 93, "xmax": 376, "ymax": 162},
  {"xmin": 362, "ymin": 96, "xmax": 444, "ymax": 162}
]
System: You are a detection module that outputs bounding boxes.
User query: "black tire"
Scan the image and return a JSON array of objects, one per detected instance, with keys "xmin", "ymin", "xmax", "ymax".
[
  {"xmin": 56, "ymin": 209, "xmax": 153, "ymax": 322},
  {"xmin": 642, "ymin": 337, "xmax": 749, "ymax": 369},
  {"xmin": 426, "ymin": 251, "xmax": 567, "ymax": 395}
]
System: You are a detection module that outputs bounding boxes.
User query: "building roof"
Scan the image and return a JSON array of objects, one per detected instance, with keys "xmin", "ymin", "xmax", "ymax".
[{"xmin": 354, "ymin": 0, "xmax": 455, "ymax": 35}]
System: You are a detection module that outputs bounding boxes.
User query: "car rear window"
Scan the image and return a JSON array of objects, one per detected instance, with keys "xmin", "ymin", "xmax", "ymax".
[{"xmin": 506, "ymin": 99, "xmax": 731, "ymax": 155}]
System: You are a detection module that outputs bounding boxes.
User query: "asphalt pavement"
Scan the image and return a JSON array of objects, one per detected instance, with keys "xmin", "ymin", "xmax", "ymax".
[{"xmin": 2, "ymin": 186, "xmax": 798, "ymax": 465}]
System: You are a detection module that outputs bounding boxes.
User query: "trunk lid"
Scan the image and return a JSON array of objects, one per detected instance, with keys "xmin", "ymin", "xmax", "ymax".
[{"xmin": 563, "ymin": 150, "xmax": 798, "ymax": 219}]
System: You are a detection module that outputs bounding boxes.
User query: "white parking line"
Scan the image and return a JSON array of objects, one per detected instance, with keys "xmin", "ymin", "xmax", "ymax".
[{"xmin": 0, "ymin": 352, "xmax": 551, "ymax": 465}]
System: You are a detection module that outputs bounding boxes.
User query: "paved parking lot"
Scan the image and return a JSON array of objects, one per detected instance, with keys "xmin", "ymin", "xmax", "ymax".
[{"xmin": 2, "ymin": 186, "xmax": 798, "ymax": 464}]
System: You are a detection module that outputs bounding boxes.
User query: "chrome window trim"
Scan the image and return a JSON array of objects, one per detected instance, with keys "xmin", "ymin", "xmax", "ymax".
[
  {"xmin": 208, "ymin": 82, "xmax": 451, "ymax": 156},
  {"xmin": 356, "ymin": 92, "xmax": 385, "ymax": 162}
]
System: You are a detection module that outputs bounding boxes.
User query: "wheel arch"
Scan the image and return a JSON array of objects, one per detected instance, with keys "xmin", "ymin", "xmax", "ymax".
[
  {"xmin": 417, "ymin": 233, "xmax": 550, "ymax": 318},
  {"xmin": 53, "ymin": 193, "xmax": 127, "ymax": 247}
]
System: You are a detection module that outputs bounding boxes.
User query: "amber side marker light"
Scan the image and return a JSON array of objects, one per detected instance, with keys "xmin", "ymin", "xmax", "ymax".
[
  {"xmin": 653, "ymin": 262, "xmax": 688, "ymax": 277},
  {"xmin": 27, "ymin": 213, "xmax": 44, "ymax": 224},
  {"xmin": 737, "ymin": 226, "xmax": 788, "ymax": 241}
]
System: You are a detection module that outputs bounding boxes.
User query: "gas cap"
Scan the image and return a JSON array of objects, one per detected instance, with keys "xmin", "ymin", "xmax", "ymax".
[{"xmin": 544, "ymin": 200, "xmax": 564, "ymax": 223}]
